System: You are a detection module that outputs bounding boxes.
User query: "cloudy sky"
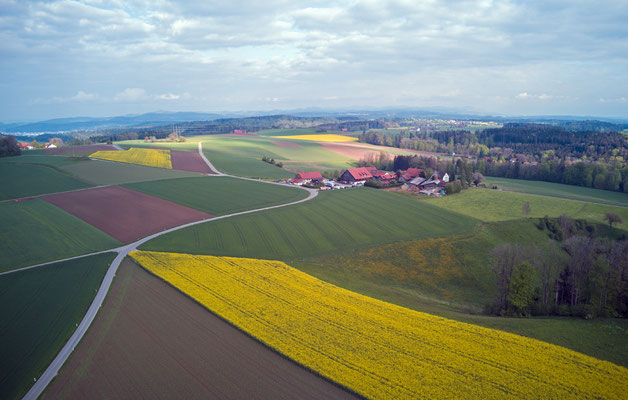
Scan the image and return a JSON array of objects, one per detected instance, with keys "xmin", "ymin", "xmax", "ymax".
[{"xmin": 1, "ymin": 0, "xmax": 627, "ymax": 121}]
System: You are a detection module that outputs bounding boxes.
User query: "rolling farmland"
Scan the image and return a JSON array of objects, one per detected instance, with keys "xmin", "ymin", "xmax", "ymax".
[
  {"xmin": 0, "ymin": 163, "xmax": 92, "ymax": 200},
  {"xmin": 0, "ymin": 253, "xmax": 115, "ymax": 400},
  {"xmin": 271, "ymin": 134, "xmax": 359, "ymax": 142},
  {"xmin": 41, "ymin": 186, "xmax": 214, "ymax": 243},
  {"xmin": 483, "ymin": 176, "xmax": 628, "ymax": 207},
  {"xmin": 131, "ymin": 251, "xmax": 628, "ymax": 400},
  {"xmin": 427, "ymin": 188, "xmax": 628, "ymax": 225},
  {"xmin": 124, "ymin": 176, "xmax": 308, "ymax": 215},
  {"xmin": 89, "ymin": 147, "xmax": 172, "ymax": 169},
  {"xmin": 0, "ymin": 199, "xmax": 120, "ymax": 271},
  {"xmin": 43, "ymin": 258, "xmax": 356, "ymax": 400},
  {"xmin": 140, "ymin": 188, "xmax": 479, "ymax": 260}
]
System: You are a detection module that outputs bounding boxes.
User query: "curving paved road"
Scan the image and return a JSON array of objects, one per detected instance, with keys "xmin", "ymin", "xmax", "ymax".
[{"xmin": 21, "ymin": 142, "xmax": 317, "ymax": 400}]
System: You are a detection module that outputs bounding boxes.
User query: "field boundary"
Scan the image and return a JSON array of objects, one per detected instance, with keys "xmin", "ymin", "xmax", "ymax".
[{"xmin": 21, "ymin": 143, "xmax": 317, "ymax": 400}]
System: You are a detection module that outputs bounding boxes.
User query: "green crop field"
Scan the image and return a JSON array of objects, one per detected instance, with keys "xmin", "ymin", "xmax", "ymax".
[
  {"xmin": 0, "ymin": 155, "xmax": 80, "ymax": 167},
  {"xmin": 201, "ymin": 136, "xmax": 355, "ymax": 175},
  {"xmin": 296, "ymin": 219, "xmax": 552, "ymax": 310},
  {"xmin": 201, "ymin": 139, "xmax": 295, "ymax": 179},
  {"xmin": 140, "ymin": 188, "xmax": 480, "ymax": 260},
  {"xmin": 60, "ymin": 158, "xmax": 200, "ymax": 185},
  {"xmin": 484, "ymin": 177, "xmax": 628, "ymax": 207},
  {"xmin": 427, "ymin": 188, "xmax": 628, "ymax": 226},
  {"xmin": 0, "ymin": 163, "xmax": 93, "ymax": 200},
  {"xmin": 124, "ymin": 176, "xmax": 308, "ymax": 215},
  {"xmin": 0, "ymin": 252, "xmax": 115, "ymax": 400},
  {"xmin": 0, "ymin": 199, "xmax": 121, "ymax": 271}
]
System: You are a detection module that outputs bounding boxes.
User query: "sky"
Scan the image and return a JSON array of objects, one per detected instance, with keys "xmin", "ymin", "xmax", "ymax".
[{"xmin": 1, "ymin": 0, "xmax": 627, "ymax": 121}]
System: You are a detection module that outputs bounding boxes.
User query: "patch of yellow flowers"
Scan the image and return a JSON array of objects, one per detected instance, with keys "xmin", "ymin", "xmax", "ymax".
[
  {"xmin": 272, "ymin": 134, "xmax": 358, "ymax": 142},
  {"xmin": 130, "ymin": 250, "xmax": 628, "ymax": 400},
  {"xmin": 89, "ymin": 147, "xmax": 172, "ymax": 169}
]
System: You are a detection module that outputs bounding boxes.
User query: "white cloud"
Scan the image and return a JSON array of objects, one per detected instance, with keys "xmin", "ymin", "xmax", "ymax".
[
  {"xmin": 114, "ymin": 88, "xmax": 148, "ymax": 102},
  {"xmin": 155, "ymin": 93, "xmax": 181, "ymax": 100}
]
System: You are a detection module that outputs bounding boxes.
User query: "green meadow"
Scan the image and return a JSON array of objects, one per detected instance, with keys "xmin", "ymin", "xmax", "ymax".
[
  {"xmin": 140, "ymin": 188, "xmax": 479, "ymax": 260},
  {"xmin": 426, "ymin": 188, "xmax": 628, "ymax": 226},
  {"xmin": 0, "ymin": 199, "xmax": 120, "ymax": 271},
  {"xmin": 124, "ymin": 176, "xmax": 308, "ymax": 215},
  {"xmin": 61, "ymin": 158, "xmax": 200, "ymax": 185},
  {"xmin": 484, "ymin": 176, "xmax": 628, "ymax": 207},
  {"xmin": 0, "ymin": 253, "xmax": 115, "ymax": 400},
  {"xmin": 0, "ymin": 163, "xmax": 92, "ymax": 200}
]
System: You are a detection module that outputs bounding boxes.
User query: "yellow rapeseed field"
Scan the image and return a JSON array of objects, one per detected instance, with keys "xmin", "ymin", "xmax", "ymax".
[
  {"xmin": 89, "ymin": 147, "xmax": 172, "ymax": 169},
  {"xmin": 131, "ymin": 250, "xmax": 628, "ymax": 400},
  {"xmin": 272, "ymin": 134, "xmax": 358, "ymax": 142}
]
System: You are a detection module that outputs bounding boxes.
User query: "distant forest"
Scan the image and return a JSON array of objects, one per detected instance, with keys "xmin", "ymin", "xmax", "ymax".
[{"xmin": 360, "ymin": 123, "xmax": 628, "ymax": 193}]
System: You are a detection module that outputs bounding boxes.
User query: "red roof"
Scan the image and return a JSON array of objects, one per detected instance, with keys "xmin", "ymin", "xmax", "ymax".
[
  {"xmin": 397, "ymin": 168, "xmax": 422, "ymax": 179},
  {"xmin": 296, "ymin": 171, "xmax": 323, "ymax": 180},
  {"xmin": 18, "ymin": 142, "xmax": 30, "ymax": 147},
  {"xmin": 344, "ymin": 167, "xmax": 373, "ymax": 180}
]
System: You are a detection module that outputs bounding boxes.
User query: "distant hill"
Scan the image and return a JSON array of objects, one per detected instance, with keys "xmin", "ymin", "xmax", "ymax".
[{"xmin": 0, "ymin": 112, "xmax": 225, "ymax": 134}]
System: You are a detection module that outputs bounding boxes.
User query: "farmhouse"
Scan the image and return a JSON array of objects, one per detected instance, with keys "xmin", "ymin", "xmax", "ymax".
[
  {"xmin": 397, "ymin": 168, "xmax": 423, "ymax": 182},
  {"xmin": 339, "ymin": 167, "xmax": 373, "ymax": 182},
  {"xmin": 18, "ymin": 142, "xmax": 34, "ymax": 150},
  {"xmin": 289, "ymin": 171, "xmax": 324, "ymax": 185}
]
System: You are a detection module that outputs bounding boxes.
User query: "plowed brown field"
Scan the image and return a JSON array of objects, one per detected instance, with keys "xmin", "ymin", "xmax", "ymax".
[
  {"xmin": 43, "ymin": 259, "xmax": 356, "ymax": 400},
  {"xmin": 43, "ymin": 145, "xmax": 119, "ymax": 155},
  {"xmin": 170, "ymin": 150, "xmax": 214, "ymax": 174},
  {"xmin": 322, "ymin": 143, "xmax": 395, "ymax": 160},
  {"xmin": 322, "ymin": 143, "xmax": 445, "ymax": 160},
  {"xmin": 41, "ymin": 186, "xmax": 213, "ymax": 242}
]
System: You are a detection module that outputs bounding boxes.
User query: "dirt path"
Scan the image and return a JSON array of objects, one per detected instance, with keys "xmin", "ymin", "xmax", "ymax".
[{"xmin": 21, "ymin": 143, "xmax": 318, "ymax": 400}]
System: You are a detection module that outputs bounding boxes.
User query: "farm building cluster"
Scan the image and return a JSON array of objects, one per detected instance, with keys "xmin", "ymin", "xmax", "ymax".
[{"xmin": 287, "ymin": 167, "xmax": 451, "ymax": 197}]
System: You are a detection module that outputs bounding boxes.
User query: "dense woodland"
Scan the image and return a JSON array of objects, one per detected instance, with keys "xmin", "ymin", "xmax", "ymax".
[{"xmin": 489, "ymin": 219, "xmax": 628, "ymax": 319}]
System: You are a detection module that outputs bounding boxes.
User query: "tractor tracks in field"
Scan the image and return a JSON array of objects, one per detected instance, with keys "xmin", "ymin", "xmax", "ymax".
[{"xmin": 19, "ymin": 142, "xmax": 317, "ymax": 400}]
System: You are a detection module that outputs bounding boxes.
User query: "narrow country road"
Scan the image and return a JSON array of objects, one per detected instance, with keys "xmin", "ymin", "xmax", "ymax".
[{"xmin": 21, "ymin": 142, "xmax": 317, "ymax": 400}]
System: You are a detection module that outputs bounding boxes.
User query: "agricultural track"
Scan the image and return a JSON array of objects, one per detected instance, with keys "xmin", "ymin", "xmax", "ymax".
[{"xmin": 20, "ymin": 142, "xmax": 317, "ymax": 400}]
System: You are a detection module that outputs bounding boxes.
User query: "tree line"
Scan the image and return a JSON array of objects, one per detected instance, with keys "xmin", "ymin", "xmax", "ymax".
[
  {"xmin": 0, "ymin": 134, "xmax": 21, "ymax": 157},
  {"xmin": 488, "ymin": 216, "xmax": 627, "ymax": 319}
]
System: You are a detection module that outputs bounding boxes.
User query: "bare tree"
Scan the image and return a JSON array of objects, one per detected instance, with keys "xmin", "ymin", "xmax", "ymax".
[
  {"xmin": 558, "ymin": 215, "xmax": 575, "ymax": 238},
  {"xmin": 491, "ymin": 244, "xmax": 525, "ymax": 312},
  {"xmin": 564, "ymin": 236, "xmax": 597, "ymax": 306},
  {"xmin": 532, "ymin": 240, "xmax": 562, "ymax": 309},
  {"xmin": 604, "ymin": 212, "xmax": 623, "ymax": 229}
]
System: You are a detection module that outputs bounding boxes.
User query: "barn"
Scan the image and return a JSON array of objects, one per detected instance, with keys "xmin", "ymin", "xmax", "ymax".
[{"xmin": 339, "ymin": 167, "xmax": 373, "ymax": 182}]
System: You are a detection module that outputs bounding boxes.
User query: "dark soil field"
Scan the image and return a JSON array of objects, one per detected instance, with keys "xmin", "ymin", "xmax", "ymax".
[
  {"xmin": 41, "ymin": 186, "xmax": 213, "ymax": 242},
  {"xmin": 43, "ymin": 145, "xmax": 119, "ymax": 155},
  {"xmin": 271, "ymin": 140, "xmax": 303, "ymax": 147},
  {"xmin": 43, "ymin": 259, "xmax": 356, "ymax": 400},
  {"xmin": 170, "ymin": 150, "xmax": 214, "ymax": 174}
]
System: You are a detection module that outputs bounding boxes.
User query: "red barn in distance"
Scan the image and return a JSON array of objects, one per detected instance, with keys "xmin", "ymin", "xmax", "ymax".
[
  {"xmin": 296, "ymin": 172, "xmax": 323, "ymax": 181},
  {"xmin": 339, "ymin": 167, "xmax": 373, "ymax": 182},
  {"xmin": 289, "ymin": 171, "xmax": 324, "ymax": 185}
]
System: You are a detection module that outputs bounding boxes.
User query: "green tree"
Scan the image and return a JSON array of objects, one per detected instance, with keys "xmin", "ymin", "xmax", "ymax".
[{"xmin": 508, "ymin": 262, "xmax": 536, "ymax": 316}]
